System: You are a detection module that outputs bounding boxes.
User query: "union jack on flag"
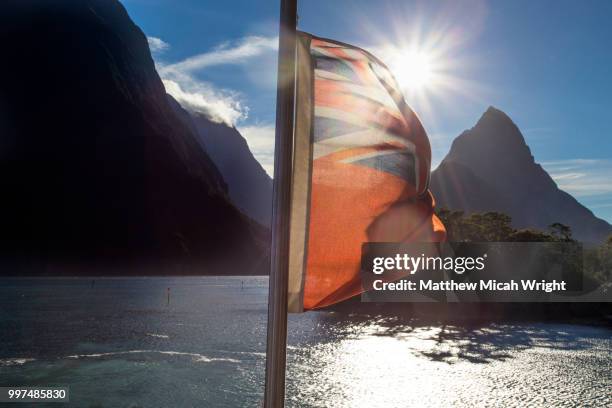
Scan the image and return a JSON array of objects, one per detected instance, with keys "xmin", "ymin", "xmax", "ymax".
[{"xmin": 287, "ymin": 32, "xmax": 446, "ymax": 312}]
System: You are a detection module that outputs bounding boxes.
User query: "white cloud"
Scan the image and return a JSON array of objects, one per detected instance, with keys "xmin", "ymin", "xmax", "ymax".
[
  {"xmin": 167, "ymin": 36, "xmax": 277, "ymax": 72},
  {"xmin": 162, "ymin": 78, "xmax": 247, "ymax": 126},
  {"xmin": 237, "ymin": 124, "xmax": 276, "ymax": 177},
  {"xmin": 147, "ymin": 36, "xmax": 170, "ymax": 54},
  {"xmin": 541, "ymin": 158, "xmax": 600, "ymax": 167},
  {"xmin": 542, "ymin": 159, "xmax": 612, "ymax": 197},
  {"xmin": 147, "ymin": 35, "xmax": 278, "ymax": 171},
  {"xmin": 154, "ymin": 35, "xmax": 277, "ymax": 126},
  {"xmin": 590, "ymin": 203, "xmax": 612, "ymax": 209}
]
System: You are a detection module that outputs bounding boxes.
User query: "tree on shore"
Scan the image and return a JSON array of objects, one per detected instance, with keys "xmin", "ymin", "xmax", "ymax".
[
  {"xmin": 549, "ymin": 222, "xmax": 573, "ymax": 242},
  {"xmin": 435, "ymin": 209, "xmax": 558, "ymax": 242},
  {"xmin": 435, "ymin": 208, "xmax": 610, "ymax": 284}
]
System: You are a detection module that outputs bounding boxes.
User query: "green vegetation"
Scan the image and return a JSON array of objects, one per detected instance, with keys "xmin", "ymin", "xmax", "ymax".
[{"xmin": 436, "ymin": 209, "xmax": 611, "ymax": 285}]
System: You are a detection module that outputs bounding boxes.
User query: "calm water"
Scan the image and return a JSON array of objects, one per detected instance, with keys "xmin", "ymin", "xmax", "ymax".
[{"xmin": 0, "ymin": 277, "xmax": 610, "ymax": 407}]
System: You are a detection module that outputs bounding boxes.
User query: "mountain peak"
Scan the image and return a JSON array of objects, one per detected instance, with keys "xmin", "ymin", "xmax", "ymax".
[
  {"xmin": 0, "ymin": 0, "xmax": 267, "ymax": 271},
  {"xmin": 484, "ymin": 105, "xmax": 506, "ymax": 115},
  {"xmin": 431, "ymin": 108, "xmax": 612, "ymax": 243},
  {"xmin": 445, "ymin": 107, "xmax": 531, "ymax": 170},
  {"xmin": 471, "ymin": 106, "xmax": 524, "ymax": 144},
  {"xmin": 480, "ymin": 105, "xmax": 514, "ymax": 125}
]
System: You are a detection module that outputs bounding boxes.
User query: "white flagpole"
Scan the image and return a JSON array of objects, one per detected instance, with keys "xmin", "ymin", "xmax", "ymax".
[{"xmin": 264, "ymin": 0, "xmax": 297, "ymax": 407}]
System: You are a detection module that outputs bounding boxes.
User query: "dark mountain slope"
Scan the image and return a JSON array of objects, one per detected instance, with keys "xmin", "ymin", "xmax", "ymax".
[
  {"xmin": 0, "ymin": 0, "xmax": 267, "ymax": 273},
  {"xmin": 431, "ymin": 107, "xmax": 612, "ymax": 243},
  {"xmin": 430, "ymin": 160, "xmax": 511, "ymax": 215},
  {"xmin": 190, "ymin": 115, "xmax": 273, "ymax": 226},
  {"xmin": 167, "ymin": 97, "xmax": 273, "ymax": 226}
]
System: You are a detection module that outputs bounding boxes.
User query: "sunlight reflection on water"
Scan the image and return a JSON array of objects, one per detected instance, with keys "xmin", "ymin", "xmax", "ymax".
[
  {"xmin": 286, "ymin": 316, "xmax": 611, "ymax": 407},
  {"xmin": 1, "ymin": 278, "xmax": 609, "ymax": 407}
]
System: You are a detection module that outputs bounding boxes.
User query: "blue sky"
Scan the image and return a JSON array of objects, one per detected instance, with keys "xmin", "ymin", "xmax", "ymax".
[{"xmin": 123, "ymin": 0, "xmax": 612, "ymax": 222}]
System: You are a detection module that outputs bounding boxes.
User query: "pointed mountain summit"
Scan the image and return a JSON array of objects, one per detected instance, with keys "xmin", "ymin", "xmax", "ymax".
[
  {"xmin": 431, "ymin": 106, "xmax": 612, "ymax": 243},
  {"xmin": 442, "ymin": 107, "xmax": 557, "ymax": 194}
]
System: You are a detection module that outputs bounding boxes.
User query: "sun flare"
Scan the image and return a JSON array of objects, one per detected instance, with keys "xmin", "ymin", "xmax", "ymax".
[
  {"xmin": 389, "ymin": 50, "xmax": 436, "ymax": 92},
  {"xmin": 362, "ymin": 10, "xmax": 485, "ymax": 139}
]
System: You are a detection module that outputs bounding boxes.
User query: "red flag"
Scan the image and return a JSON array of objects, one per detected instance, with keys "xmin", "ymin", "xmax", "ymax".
[{"xmin": 288, "ymin": 32, "xmax": 446, "ymax": 312}]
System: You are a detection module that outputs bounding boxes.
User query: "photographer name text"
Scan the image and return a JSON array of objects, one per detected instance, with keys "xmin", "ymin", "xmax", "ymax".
[{"xmin": 372, "ymin": 279, "xmax": 567, "ymax": 292}]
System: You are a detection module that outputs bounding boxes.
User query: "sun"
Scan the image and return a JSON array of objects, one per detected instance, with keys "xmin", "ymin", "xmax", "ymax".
[{"xmin": 389, "ymin": 50, "xmax": 435, "ymax": 92}]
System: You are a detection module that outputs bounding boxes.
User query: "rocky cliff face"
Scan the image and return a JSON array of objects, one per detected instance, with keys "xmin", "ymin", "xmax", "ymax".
[
  {"xmin": 0, "ymin": 0, "xmax": 267, "ymax": 273},
  {"xmin": 430, "ymin": 107, "xmax": 612, "ymax": 243},
  {"xmin": 168, "ymin": 97, "xmax": 273, "ymax": 226}
]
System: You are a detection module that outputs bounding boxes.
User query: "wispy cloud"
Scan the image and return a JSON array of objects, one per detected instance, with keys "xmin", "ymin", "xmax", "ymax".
[
  {"xmin": 542, "ymin": 159, "xmax": 612, "ymax": 197},
  {"xmin": 154, "ymin": 35, "xmax": 277, "ymax": 126},
  {"xmin": 237, "ymin": 124, "xmax": 275, "ymax": 177},
  {"xmin": 163, "ymin": 78, "xmax": 247, "ymax": 126},
  {"xmin": 167, "ymin": 36, "xmax": 277, "ymax": 72},
  {"xmin": 147, "ymin": 36, "xmax": 170, "ymax": 54},
  {"xmin": 590, "ymin": 203, "xmax": 612, "ymax": 209},
  {"xmin": 522, "ymin": 126, "xmax": 556, "ymax": 135}
]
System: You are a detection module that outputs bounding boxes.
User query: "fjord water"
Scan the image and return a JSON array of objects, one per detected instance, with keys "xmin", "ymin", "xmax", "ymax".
[{"xmin": 0, "ymin": 277, "xmax": 610, "ymax": 407}]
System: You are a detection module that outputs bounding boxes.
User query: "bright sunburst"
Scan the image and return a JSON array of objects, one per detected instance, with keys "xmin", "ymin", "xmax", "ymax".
[
  {"xmin": 357, "ymin": 1, "xmax": 489, "ymax": 135},
  {"xmin": 390, "ymin": 50, "xmax": 435, "ymax": 91},
  {"xmin": 372, "ymin": 42, "xmax": 450, "ymax": 103}
]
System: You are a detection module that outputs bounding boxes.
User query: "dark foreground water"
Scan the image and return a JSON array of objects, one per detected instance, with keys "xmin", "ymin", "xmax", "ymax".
[{"xmin": 0, "ymin": 277, "xmax": 610, "ymax": 407}]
